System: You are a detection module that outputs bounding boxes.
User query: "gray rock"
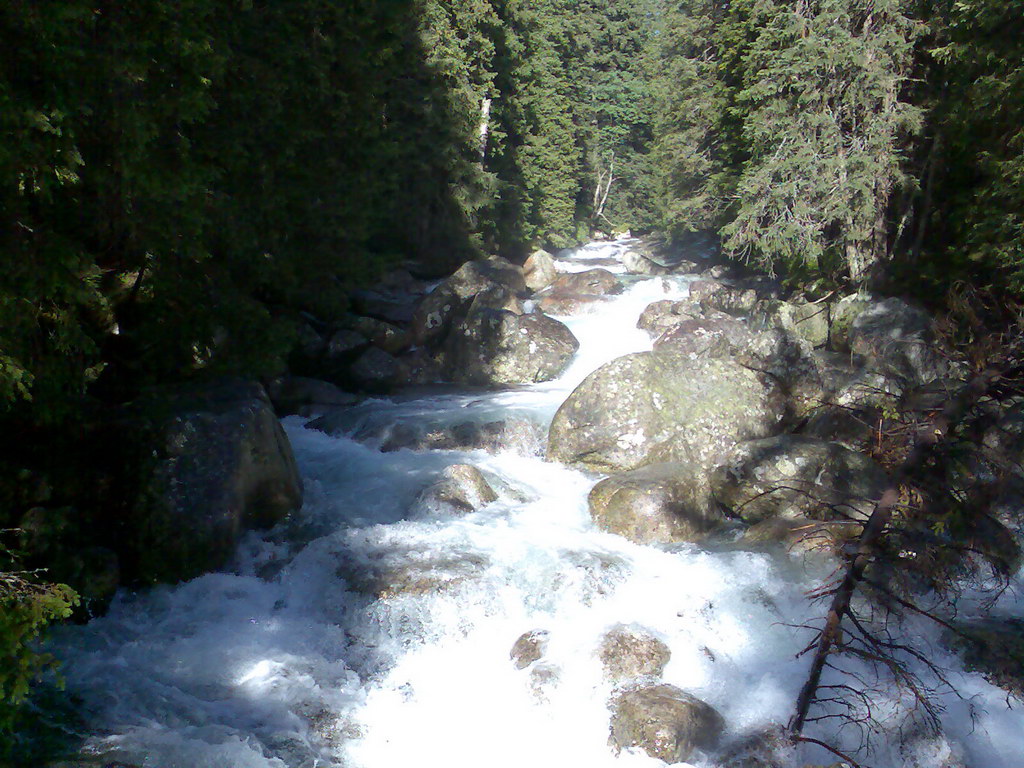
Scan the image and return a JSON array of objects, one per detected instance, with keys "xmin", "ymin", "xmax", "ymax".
[
  {"xmin": 549, "ymin": 268, "xmax": 623, "ymax": 297},
  {"xmin": 266, "ymin": 376, "xmax": 360, "ymax": 417},
  {"xmin": 608, "ymin": 683, "xmax": 725, "ymax": 763},
  {"xmin": 411, "ymin": 283, "xmax": 462, "ymax": 348},
  {"xmin": 511, "ymin": 629, "xmax": 550, "ymax": 669},
  {"xmin": 444, "ymin": 308, "xmax": 579, "ymax": 386},
  {"xmin": 588, "ymin": 462, "xmax": 727, "ymax": 545},
  {"xmin": 349, "ymin": 347, "xmax": 401, "ymax": 392},
  {"xmin": 349, "ymin": 289, "xmax": 415, "ymax": 325},
  {"xmin": 122, "ymin": 380, "xmax": 302, "ymax": 583},
  {"xmin": 598, "ymin": 624, "xmax": 671, "ymax": 682},
  {"xmin": 548, "ymin": 352, "xmax": 786, "ymax": 473},
  {"xmin": 416, "ymin": 464, "xmax": 498, "ymax": 515},
  {"xmin": 637, "ymin": 300, "xmax": 699, "ymax": 338},
  {"xmin": 622, "ymin": 249, "xmax": 671, "ymax": 276},
  {"xmin": 339, "ymin": 549, "xmax": 490, "ymax": 600},
  {"xmin": 523, "ymin": 250, "xmax": 558, "ymax": 292},
  {"xmin": 537, "ymin": 291, "xmax": 611, "ymax": 316},
  {"xmin": 713, "ymin": 435, "xmax": 888, "ymax": 524},
  {"xmin": 325, "ymin": 329, "xmax": 369, "ymax": 359},
  {"xmin": 849, "ymin": 297, "xmax": 952, "ymax": 385},
  {"xmin": 754, "ymin": 299, "xmax": 831, "ymax": 348},
  {"xmin": 829, "ymin": 293, "xmax": 872, "ymax": 351},
  {"xmin": 653, "ymin": 313, "xmax": 753, "ymax": 359},
  {"xmin": 700, "ymin": 284, "xmax": 759, "ymax": 316}
]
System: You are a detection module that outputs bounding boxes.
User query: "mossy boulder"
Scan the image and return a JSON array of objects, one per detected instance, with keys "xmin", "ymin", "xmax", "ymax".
[{"xmin": 548, "ymin": 352, "xmax": 785, "ymax": 473}]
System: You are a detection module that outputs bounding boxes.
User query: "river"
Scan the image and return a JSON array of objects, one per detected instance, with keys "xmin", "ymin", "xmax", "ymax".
[{"xmin": 49, "ymin": 241, "xmax": 1024, "ymax": 768}]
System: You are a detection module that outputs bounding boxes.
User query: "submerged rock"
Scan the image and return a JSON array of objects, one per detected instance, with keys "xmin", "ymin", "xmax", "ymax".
[
  {"xmin": 588, "ymin": 462, "xmax": 726, "ymax": 545},
  {"xmin": 548, "ymin": 351, "xmax": 785, "ymax": 472},
  {"xmin": 608, "ymin": 683, "xmax": 725, "ymax": 764},
  {"xmin": 510, "ymin": 629, "xmax": 550, "ymax": 669},
  {"xmin": 597, "ymin": 624, "xmax": 671, "ymax": 682},
  {"xmin": 266, "ymin": 376, "xmax": 360, "ymax": 417},
  {"xmin": 416, "ymin": 464, "xmax": 498, "ymax": 515}
]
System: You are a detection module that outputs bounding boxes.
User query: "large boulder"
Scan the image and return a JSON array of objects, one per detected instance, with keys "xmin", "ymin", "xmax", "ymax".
[
  {"xmin": 653, "ymin": 313, "xmax": 753, "ymax": 359},
  {"xmin": 120, "ymin": 380, "xmax": 303, "ymax": 583},
  {"xmin": 588, "ymin": 462, "xmax": 728, "ymax": 545},
  {"xmin": 410, "ymin": 257, "xmax": 527, "ymax": 348},
  {"xmin": 712, "ymin": 435, "xmax": 888, "ymax": 524},
  {"xmin": 548, "ymin": 268, "xmax": 623, "ymax": 297},
  {"xmin": 637, "ymin": 299, "xmax": 698, "ymax": 338},
  {"xmin": 538, "ymin": 291, "xmax": 612, "ymax": 316},
  {"xmin": 523, "ymin": 249, "xmax": 558, "ymax": 292},
  {"xmin": 444, "ymin": 308, "xmax": 579, "ymax": 386},
  {"xmin": 448, "ymin": 256, "xmax": 526, "ymax": 298},
  {"xmin": 608, "ymin": 683, "xmax": 725, "ymax": 764},
  {"xmin": 266, "ymin": 376, "xmax": 361, "ymax": 417},
  {"xmin": 548, "ymin": 352, "xmax": 785, "ymax": 472},
  {"xmin": 849, "ymin": 297, "xmax": 952, "ymax": 385}
]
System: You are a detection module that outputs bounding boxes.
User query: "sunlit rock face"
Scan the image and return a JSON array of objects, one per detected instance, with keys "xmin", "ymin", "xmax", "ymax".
[
  {"xmin": 443, "ymin": 308, "xmax": 579, "ymax": 386},
  {"xmin": 588, "ymin": 462, "xmax": 727, "ymax": 545},
  {"xmin": 608, "ymin": 683, "xmax": 725, "ymax": 763},
  {"xmin": 548, "ymin": 351, "xmax": 786, "ymax": 472}
]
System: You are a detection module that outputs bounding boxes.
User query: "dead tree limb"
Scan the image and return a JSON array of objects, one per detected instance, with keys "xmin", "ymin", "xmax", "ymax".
[{"xmin": 788, "ymin": 366, "xmax": 1002, "ymax": 738}]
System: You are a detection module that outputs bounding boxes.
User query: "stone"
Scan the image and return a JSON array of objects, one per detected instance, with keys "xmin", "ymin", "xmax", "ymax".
[
  {"xmin": 339, "ymin": 550, "xmax": 489, "ymax": 600},
  {"xmin": 349, "ymin": 347, "xmax": 401, "ymax": 392},
  {"xmin": 829, "ymin": 293, "xmax": 872, "ymax": 351},
  {"xmin": 622, "ymin": 249, "xmax": 670, "ymax": 276},
  {"xmin": 548, "ymin": 352, "xmax": 786, "ymax": 473},
  {"xmin": 266, "ymin": 376, "xmax": 360, "ymax": 417},
  {"xmin": 637, "ymin": 300, "xmax": 694, "ymax": 338},
  {"xmin": 119, "ymin": 380, "xmax": 303, "ymax": 584},
  {"xmin": 349, "ymin": 316, "xmax": 411, "ymax": 355},
  {"xmin": 510, "ymin": 629, "xmax": 550, "ymax": 669},
  {"xmin": 597, "ymin": 624, "xmax": 671, "ymax": 682},
  {"xmin": 699, "ymin": 284, "xmax": 759, "ymax": 316},
  {"xmin": 754, "ymin": 299, "xmax": 831, "ymax": 348},
  {"xmin": 416, "ymin": 464, "xmax": 498, "ymax": 515},
  {"xmin": 849, "ymin": 297, "xmax": 952, "ymax": 385},
  {"xmin": 523, "ymin": 249, "xmax": 558, "ymax": 292},
  {"xmin": 608, "ymin": 683, "xmax": 725, "ymax": 764},
  {"xmin": 411, "ymin": 283, "xmax": 462, "ymax": 348},
  {"xmin": 448, "ymin": 256, "xmax": 527, "ymax": 299},
  {"xmin": 443, "ymin": 308, "xmax": 579, "ymax": 386},
  {"xmin": 537, "ymin": 291, "xmax": 611, "ymax": 316},
  {"xmin": 740, "ymin": 516, "xmax": 858, "ymax": 556},
  {"xmin": 549, "ymin": 268, "xmax": 623, "ymax": 297},
  {"xmin": 588, "ymin": 462, "xmax": 727, "ymax": 545},
  {"xmin": 348, "ymin": 289, "xmax": 415, "ymax": 326},
  {"xmin": 325, "ymin": 329, "xmax": 369, "ymax": 359},
  {"xmin": 712, "ymin": 435, "xmax": 889, "ymax": 524},
  {"xmin": 652, "ymin": 314, "xmax": 753, "ymax": 359}
]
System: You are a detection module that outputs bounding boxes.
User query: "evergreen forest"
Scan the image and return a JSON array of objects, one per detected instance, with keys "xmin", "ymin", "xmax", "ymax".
[{"xmin": 2, "ymin": 0, "xmax": 1023, "ymax": 759}]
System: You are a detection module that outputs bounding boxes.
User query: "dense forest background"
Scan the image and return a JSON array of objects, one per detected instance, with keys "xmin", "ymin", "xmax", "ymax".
[{"xmin": 1, "ymin": 0, "xmax": 1022, "ymax": 739}]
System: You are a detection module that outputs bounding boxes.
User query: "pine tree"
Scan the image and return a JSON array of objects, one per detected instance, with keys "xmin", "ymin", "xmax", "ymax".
[{"xmin": 722, "ymin": 0, "xmax": 922, "ymax": 282}]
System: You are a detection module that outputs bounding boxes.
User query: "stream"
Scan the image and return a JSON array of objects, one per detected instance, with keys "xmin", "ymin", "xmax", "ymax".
[{"xmin": 50, "ymin": 241, "xmax": 1024, "ymax": 768}]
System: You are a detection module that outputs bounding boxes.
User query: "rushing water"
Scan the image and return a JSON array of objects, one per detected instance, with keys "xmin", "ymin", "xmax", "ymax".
[{"xmin": 49, "ymin": 241, "xmax": 1024, "ymax": 768}]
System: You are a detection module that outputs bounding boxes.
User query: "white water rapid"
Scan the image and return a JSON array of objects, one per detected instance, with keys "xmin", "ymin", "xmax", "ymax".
[{"xmin": 49, "ymin": 241, "xmax": 1024, "ymax": 768}]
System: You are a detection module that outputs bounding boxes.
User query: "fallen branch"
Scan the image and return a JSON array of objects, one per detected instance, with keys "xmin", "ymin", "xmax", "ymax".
[{"xmin": 788, "ymin": 366, "xmax": 1002, "ymax": 738}]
